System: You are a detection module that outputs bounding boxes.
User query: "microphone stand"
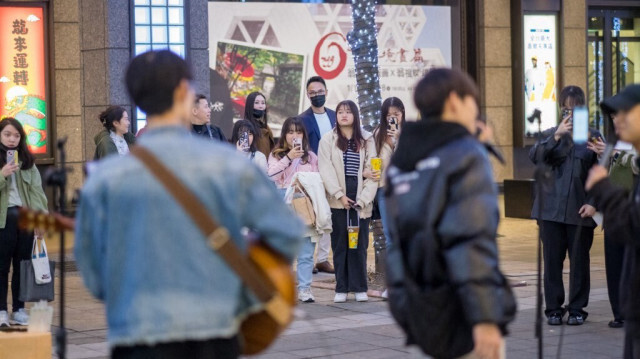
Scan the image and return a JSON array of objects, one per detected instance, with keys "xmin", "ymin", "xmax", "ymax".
[
  {"xmin": 530, "ymin": 111, "xmax": 548, "ymax": 359},
  {"xmin": 44, "ymin": 138, "xmax": 70, "ymax": 359}
]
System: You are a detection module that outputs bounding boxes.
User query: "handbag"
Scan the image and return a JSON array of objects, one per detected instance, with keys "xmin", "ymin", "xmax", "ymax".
[
  {"xmin": 32, "ymin": 237, "xmax": 52, "ymax": 284},
  {"xmin": 609, "ymin": 151, "xmax": 635, "ymax": 191},
  {"xmin": 290, "ymin": 181, "xmax": 315, "ymax": 226},
  {"xmin": 19, "ymin": 238, "xmax": 55, "ymax": 302}
]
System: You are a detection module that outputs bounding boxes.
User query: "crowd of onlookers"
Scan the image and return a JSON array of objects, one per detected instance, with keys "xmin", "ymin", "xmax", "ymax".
[{"xmin": 92, "ymin": 75, "xmax": 404, "ymax": 305}]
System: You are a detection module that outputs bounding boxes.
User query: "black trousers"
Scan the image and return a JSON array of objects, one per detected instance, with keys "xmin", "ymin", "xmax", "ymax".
[
  {"xmin": 540, "ymin": 220, "xmax": 594, "ymax": 316},
  {"xmin": 331, "ymin": 175, "xmax": 369, "ymax": 293},
  {"xmin": 331, "ymin": 208, "xmax": 370, "ymax": 293},
  {"xmin": 624, "ymin": 322, "xmax": 640, "ymax": 359},
  {"xmin": 0, "ymin": 207, "xmax": 32, "ymax": 312},
  {"xmin": 112, "ymin": 337, "xmax": 240, "ymax": 359},
  {"xmin": 605, "ymin": 227, "xmax": 626, "ymax": 321}
]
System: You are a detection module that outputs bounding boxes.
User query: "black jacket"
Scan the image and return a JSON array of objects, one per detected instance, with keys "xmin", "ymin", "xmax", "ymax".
[
  {"xmin": 529, "ymin": 127, "xmax": 601, "ymax": 226},
  {"xmin": 385, "ymin": 121, "xmax": 516, "ymax": 337},
  {"xmin": 191, "ymin": 124, "xmax": 227, "ymax": 142},
  {"xmin": 590, "ymin": 162, "xmax": 640, "ymax": 324}
]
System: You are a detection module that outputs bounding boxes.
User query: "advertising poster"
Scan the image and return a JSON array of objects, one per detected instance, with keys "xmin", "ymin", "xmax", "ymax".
[
  {"xmin": 0, "ymin": 6, "xmax": 48, "ymax": 154},
  {"xmin": 209, "ymin": 3, "xmax": 452, "ymax": 136},
  {"xmin": 214, "ymin": 41, "xmax": 306, "ymax": 128},
  {"xmin": 523, "ymin": 15, "xmax": 557, "ymax": 137}
]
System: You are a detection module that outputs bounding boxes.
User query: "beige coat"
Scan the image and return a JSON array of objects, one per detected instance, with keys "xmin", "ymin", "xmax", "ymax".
[
  {"xmin": 318, "ymin": 129, "xmax": 378, "ymax": 218},
  {"xmin": 373, "ymin": 128, "xmax": 395, "ymax": 188}
]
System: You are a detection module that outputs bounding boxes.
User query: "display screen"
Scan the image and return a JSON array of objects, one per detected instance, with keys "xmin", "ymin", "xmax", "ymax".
[
  {"xmin": 0, "ymin": 6, "xmax": 48, "ymax": 155},
  {"xmin": 523, "ymin": 14, "xmax": 558, "ymax": 137}
]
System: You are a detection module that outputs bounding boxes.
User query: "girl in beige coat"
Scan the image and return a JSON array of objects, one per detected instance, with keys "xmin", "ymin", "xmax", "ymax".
[{"xmin": 318, "ymin": 100, "xmax": 378, "ymax": 303}]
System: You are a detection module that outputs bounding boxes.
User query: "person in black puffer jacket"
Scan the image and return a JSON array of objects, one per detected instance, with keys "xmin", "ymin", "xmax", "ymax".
[
  {"xmin": 385, "ymin": 68, "xmax": 516, "ymax": 359},
  {"xmin": 586, "ymin": 84, "xmax": 640, "ymax": 359}
]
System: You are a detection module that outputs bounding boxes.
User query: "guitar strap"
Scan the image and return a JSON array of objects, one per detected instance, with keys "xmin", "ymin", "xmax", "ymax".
[{"xmin": 130, "ymin": 146, "xmax": 275, "ymax": 303}]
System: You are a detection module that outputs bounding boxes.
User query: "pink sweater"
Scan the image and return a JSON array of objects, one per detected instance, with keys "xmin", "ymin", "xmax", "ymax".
[{"xmin": 268, "ymin": 152, "xmax": 319, "ymax": 189}]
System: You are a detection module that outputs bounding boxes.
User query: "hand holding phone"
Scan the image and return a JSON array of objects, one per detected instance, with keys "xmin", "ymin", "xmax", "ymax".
[
  {"xmin": 288, "ymin": 138, "xmax": 304, "ymax": 160},
  {"xmin": 237, "ymin": 131, "xmax": 250, "ymax": 152}
]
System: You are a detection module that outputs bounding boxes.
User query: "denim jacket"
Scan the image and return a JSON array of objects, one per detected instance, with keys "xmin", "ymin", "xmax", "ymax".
[{"xmin": 75, "ymin": 126, "xmax": 304, "ymax": 347}]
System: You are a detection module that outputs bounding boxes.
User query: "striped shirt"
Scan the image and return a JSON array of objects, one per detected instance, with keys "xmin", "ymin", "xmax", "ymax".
[{"xmin": 343, "ymin": 139, "xmax": 360, "ymax": 177}]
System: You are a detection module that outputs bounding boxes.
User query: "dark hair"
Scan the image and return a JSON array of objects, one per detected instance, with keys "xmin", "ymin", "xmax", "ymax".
[
  {"xmin": 231, "ymin": 119, "xmax": 259, "ymax": 154},
  {"xmin": 195, "ymin": 94, "xmax": 207, "ymax": 105},
  {"xmin": 0, "ymin": 118, "xmax": 35, "ymax": 170},
  {"xmin": 559, "ymin": 86, "xmax": 586, "ymax": 108},
  {"xmin": 243, "ymin": 92, "xmax": 268, "ymax": 130},
  {"xmin": 414, "ymin": 68, "xmax": 479, "ymax": 120},
  {"xmin": 273, "ymin": 117, "xmax": 311, "ymax": 163},
  {"xmin": 335, "ymin": 100, "xmax": 365, "ymax": 152},
  {"xmin": 375, "ymin": 97, "xmax": 406, "ymax": 155},
  {"xmin": 99, "ymin": 106, "xmax": 127, "ymax": 132},
  {"xmin": 125, "ymin": 50, "xmax": 193, "ymax": 116},
  {"xmin": 306, "ymin": 76, "xmax": 326, "ymax": 90}
]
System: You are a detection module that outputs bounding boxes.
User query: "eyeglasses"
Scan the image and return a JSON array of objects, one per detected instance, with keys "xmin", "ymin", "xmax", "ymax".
[{"xmin": 308, "ymin": 90, "xmax": 326, "ymax": 97}]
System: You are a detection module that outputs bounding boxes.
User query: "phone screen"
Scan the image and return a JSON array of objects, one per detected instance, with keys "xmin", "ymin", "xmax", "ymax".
[{"xmin": 572, "ymin": 106, "xmax": 589, "ymax": 144}]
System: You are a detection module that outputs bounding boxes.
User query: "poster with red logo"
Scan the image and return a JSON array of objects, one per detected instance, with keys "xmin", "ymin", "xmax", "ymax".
[
  {"xmin": 209, "ymin": 3, "xmax": 451, "ymax": 136},
  {"xmin": 0, "ymin": 5, "xmax": 48, "ymax": 155}
]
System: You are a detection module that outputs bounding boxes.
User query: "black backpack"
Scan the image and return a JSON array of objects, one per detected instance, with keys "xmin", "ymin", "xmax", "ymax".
[{"xmin": 384, "ymin": 168, "xmax": 474, "ymax": 359}]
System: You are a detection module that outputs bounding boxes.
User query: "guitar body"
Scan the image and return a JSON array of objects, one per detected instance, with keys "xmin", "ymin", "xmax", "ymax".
[
  {"xmin": 18, "ymin": 207, "xmax": 297, "ymax": 356},
  {"xmin": 241, "ymin": 242, "xmax": 296, "ymax": 355}
]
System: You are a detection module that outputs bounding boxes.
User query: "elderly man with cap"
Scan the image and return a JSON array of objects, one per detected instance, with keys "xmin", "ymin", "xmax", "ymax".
[{"xmin": 586, "ymin": 84, "xmax": 640, "ymax": 359}]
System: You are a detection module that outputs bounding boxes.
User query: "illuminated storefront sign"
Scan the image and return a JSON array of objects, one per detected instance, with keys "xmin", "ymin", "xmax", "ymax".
[
  {"xmin": 523, "ymin": 14, "xmax": 558, "ymax": 137},
  {"xmin": 0, "ymin": 5, "xmax": 48, "ymax": 155}
]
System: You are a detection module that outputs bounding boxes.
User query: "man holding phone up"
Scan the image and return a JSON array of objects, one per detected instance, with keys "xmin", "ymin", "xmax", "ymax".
[{"xmin": 529, "ymin": 86, "xmax": 602, "ymax": 326}]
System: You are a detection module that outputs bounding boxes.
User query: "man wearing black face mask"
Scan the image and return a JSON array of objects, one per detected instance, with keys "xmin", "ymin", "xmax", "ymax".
[
  {"xmin": 299, "ymin": 76, "xmax": 337, "ymax": 154},
  {"xmin": 299, "ymin": 76, "xmax": 337, "ymax": 274}
]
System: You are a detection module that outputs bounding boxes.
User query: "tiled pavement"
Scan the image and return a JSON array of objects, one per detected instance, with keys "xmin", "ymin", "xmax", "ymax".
[{"xmin": 9, "ymin": 199, "xmax": 628, "ymax": 358}]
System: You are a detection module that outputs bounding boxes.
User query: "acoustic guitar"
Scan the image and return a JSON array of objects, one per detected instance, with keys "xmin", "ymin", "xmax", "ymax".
[{"xmin": 17, "ymin": 207, "xmax": 296, "ymax": 355}]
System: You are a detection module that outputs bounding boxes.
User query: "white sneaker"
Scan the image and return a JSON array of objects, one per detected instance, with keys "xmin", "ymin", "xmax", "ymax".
[
  {"xmin": 10, "ymin": 308, "xmax": 28, "ymax": 326},
  {"xmin": 355, "ymin": 292, "xmax": 369, "ymax": 302},
  {"xmin": 381, "ymin": 289, "xmax": 388, "ymax": 299},
  {"xmin": 0, "ymin": 311, "xmax": 9, "ymax": 327},
  {"xmin": 298, "ymin": 288, "xmax": 315, "ymax": 303},
  {"xmin": 334, "ymin": 293, "xmax": 347, "ymax": 303}
]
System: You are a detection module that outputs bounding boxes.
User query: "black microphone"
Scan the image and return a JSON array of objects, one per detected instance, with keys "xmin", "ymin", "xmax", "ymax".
[{"xmin": 484, "ymin": 142, "xmax": 506, "ymax": 164}]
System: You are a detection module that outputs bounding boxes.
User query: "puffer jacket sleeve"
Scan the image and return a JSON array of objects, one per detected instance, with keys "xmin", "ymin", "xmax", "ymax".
[{"xmin": 438, "ymin": 148, "xmax": 516, "ymax": 329}]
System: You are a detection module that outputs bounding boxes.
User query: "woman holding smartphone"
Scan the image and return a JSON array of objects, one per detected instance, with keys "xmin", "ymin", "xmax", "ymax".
[
  {"xmin": 318, "ymin": 100, "xmax": 378, "ymax": 303},
  {"xmin": 268, "ymin": 117, "xmax": 322, "ymax": 303},
  {"xmin": 243, "ymin": 92, "xmax": 275, "ymax": 159},
  {"xmin": 94, "ymin": 106, "xmax": 136, "ymax": 160},
  {"xmin": 373, "ymin": 97, "xmax": 405, "ymax": 299},
  {"xmin": 0, "ymin": 118, "xmax": 48, "ymax": 327},
  {"xmin": 231, "ymin": 119, "xmax": 268, "ymax": 172}
]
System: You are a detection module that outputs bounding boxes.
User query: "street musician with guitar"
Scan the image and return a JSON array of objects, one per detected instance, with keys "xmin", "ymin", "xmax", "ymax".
[{"xmin": 72, "ymin": 51, "xmax": 305, "ymax": 359}]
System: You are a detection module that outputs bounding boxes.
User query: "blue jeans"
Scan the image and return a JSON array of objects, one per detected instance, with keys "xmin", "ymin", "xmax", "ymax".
[
  {"xmin": 297, "ymin": 237, "xmax": 316, "ymax": 290},
  {"xmin": 376, "ymin": 187, "xmax": 392, "ymax": 250}
]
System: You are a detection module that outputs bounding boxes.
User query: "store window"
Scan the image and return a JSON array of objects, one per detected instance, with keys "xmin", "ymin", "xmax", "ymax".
[{"xmin": 132, "ymin": 0, "xmax": 186, "ymax": 129}]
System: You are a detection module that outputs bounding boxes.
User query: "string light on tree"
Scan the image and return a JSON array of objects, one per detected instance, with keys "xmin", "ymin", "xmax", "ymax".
[{"xmin": 347, "ymin": 0, "xmax": 382, "ymax": 129}]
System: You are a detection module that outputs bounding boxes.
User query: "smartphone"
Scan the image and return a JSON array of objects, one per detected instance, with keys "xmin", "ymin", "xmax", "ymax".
[
  {"xmin": 6, "ymin": 150, "xmax": 16, "ymax": 166},
  {"xmin": 239, "ymin": 131, "xmax": 250, "ymax": 152},
  {"xmin": 561, "ymin": 108, "xmax": 572, "ymax": 121},
  {"xmin": 572, "ymin": 106, "xmax": 589, "ymax": 144},
  {"xmin": 293, "ymin": 137, "xmax": 302, "ymax": 150},
  {"xmin": 388, "ymin": 117, "xmax": 398, "ymax": 130}
]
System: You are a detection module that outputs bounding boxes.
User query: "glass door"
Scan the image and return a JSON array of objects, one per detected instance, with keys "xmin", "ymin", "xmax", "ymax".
[{"xmin": 587, "ymin": 9, "xmax": 640, "ymax": 136}]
